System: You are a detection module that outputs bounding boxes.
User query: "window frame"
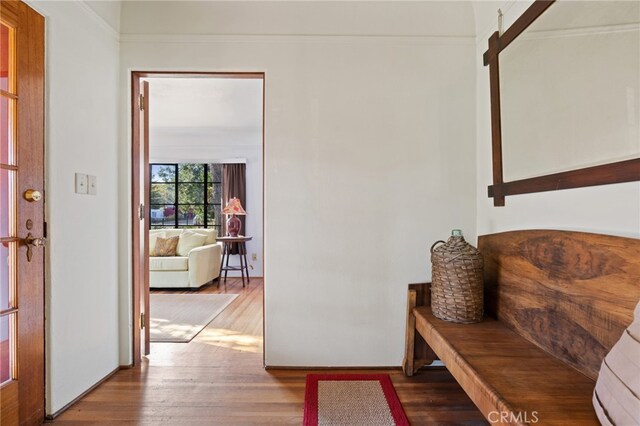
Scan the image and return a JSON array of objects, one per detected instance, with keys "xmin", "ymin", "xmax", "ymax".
[{"xmin": 149, "ymin": 163, "xmax": 222, "ymax": 230}]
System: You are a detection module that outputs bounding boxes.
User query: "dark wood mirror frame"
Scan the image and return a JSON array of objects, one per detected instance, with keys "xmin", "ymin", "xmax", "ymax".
[{"xmin": 483, "ymin": 0, "xmax": 640, "ymax": 206}]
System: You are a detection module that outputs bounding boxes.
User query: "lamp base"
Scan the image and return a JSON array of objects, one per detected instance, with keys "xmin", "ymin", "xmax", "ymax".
[{"xmin": 227, "ymin": 215, "xmax": 241, "ymax": 237}]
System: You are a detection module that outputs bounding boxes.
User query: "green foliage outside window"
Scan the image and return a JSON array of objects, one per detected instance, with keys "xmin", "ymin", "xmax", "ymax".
[{"xmin": 150, "ymin": 163, "xmax": 222, "ymax": 230}]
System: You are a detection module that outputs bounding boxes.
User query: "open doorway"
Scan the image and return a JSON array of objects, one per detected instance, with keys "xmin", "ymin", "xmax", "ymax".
[{"xmin": 131, "ymin": 72, "xmax": 264, "ymax": 366}]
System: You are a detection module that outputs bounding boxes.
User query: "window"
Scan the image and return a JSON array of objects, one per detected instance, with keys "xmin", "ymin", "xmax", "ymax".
[{"xmin": 149, "ymin": 163, "xmax": 223, "ymax": 232}]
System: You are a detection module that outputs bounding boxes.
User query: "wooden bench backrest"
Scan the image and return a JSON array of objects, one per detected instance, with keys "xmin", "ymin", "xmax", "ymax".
[{"xmin": 478, "ymin": 230, "xmax": 640, "ymax": 380}]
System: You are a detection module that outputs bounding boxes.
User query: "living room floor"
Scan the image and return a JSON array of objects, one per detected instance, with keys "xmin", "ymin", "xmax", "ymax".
[{"xmin": 51, "ymin": 278, "xmax": 486, "ymax": 425}]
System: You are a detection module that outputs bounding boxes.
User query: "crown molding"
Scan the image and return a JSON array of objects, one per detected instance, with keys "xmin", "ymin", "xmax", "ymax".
[
  {"xmin": 120, "ymin": 33, "xmax": 475, "ymax": 46},
  {"xmin": 523, "ymin": 22, "xmax": 639, "ymax": 41}
]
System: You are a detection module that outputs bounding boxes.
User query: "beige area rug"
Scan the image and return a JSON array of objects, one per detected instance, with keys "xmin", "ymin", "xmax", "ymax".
[
  {"xmin": 303, "ymin": 374, "xmax": 409, "ymax": 426},
  {"xmin": 150, "ymin": 293, "xmax": 238, "ymax": 343}
]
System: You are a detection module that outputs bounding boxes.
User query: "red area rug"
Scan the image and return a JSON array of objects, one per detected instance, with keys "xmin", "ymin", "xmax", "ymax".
[{"xmin": 303, "ymin": 374, "xmax": 410, "ymax": 426}]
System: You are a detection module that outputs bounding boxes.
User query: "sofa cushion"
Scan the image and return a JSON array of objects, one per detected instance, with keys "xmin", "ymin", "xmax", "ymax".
[
  {"xmin": 149, "ymin": 231, "xmax": 166, "ymax": 255},
  {"xmin": 593, "ymin": 300, "xmax": 640, "ymax": 426},
  {"xmin": 192, "ymin": 228, "xmax": 217, "ymax": 245},
  {"xmin": 163, "ymin": 229, "xmax": 183, "ymax": 239},
  {"xmin": 149, "ymin": 256, "xmax": 188, "ymax": 271},
  {"xmin": 176, "ymin": 231, "xmax": 207, "ymax": 256},
  {"xmin": 153, "ymin": 236, "xmax": 179, "ymax": 257}
]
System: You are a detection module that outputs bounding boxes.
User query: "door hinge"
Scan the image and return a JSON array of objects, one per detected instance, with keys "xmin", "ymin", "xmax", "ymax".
[
  {"xmin": 140, "ymin": 312, "xmax": 145, "ymax": 329},
  {"xmin": 139, "ymin": 203, "xmax": 145, "ymax": 220},
  {"xmin": 138, "ymin": 94, "xmax": 145, "ymax": 111}
]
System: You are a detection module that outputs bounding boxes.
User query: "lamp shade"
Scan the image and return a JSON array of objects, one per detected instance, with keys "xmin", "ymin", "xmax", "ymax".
[{"xmin": 222, "ymin": 197, "xmax": 246, "ymax": 216}]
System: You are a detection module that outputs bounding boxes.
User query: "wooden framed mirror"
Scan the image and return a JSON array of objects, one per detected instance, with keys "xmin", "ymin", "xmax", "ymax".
[{"xmin": 484, "ymin": 0, "xmax": 640, "ymax": 206}]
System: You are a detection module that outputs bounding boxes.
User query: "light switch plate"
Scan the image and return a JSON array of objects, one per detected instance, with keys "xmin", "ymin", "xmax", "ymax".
[
  {"xmin": 75, "ymin": 173, "xmax": 87, "ymax": 194},
  {"xmin": 88, "ymin": 175, "xmax": 97, "ymax": 195}
]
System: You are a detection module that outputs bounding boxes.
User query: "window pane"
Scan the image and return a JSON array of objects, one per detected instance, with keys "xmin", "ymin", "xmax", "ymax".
[
  {"xmin": 208, "ymin": 163, "xmax": 222, "ymax": 183},
  {"xmin": 150, "ymin": 205, "xmax": 175, "ymax": 226},
  {"xmin": 150, "ymin": 183, "xmax": 175, "ymax": 204},
  {"xmin": 207, "ymin": 205, "xmax": 222, "ymax": 228},
  {"xmin": 0, "ymin": 314, "xmax": 13, "ymax": 385},
  {"xmin": 0, "ymin": 242, "xmax": 13, "ymax": 311},
  {"xmin": 208, "ymin": 183, "xmax": 222, "ymax": 205},
  {"xmin": 0, "ymin": 24, "xmax": 13, "ymax": 93},
  {"xmin": 0, "ymin": 169, "xmax": 15, "ymax": 238},
  {"xmin": 0, "ymin": 96, "xmax": 14, "ymax": 165},
  {"xmin": 178, "ymin": 183, "xmax": 204, "ymax": 204},
  {"xmin": 178, "ymin": 164, "xmax": 204, "ymax": 182},
  {"xmin": 178, "ymin": 205, "xmax": 204, "ymax": 226},
  {"xmin": 151, "ymin": 165, "xmax": 175, "ymax": 182}
]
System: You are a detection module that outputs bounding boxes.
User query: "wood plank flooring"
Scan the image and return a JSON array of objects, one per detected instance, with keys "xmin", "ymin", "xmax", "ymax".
[{"xmin": 51, "ymin": 278, "xmax": 486, "ymax": 425}]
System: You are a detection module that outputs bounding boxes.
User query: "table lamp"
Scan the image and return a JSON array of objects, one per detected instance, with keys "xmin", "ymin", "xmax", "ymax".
[{"xmin": 222, "ymin": 197, "xmax": 246, "ymax": 237}]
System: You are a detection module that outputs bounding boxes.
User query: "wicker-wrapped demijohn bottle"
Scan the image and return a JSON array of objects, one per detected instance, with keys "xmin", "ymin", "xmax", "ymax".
[{"xmin": 430, "ymin": 229, "xmax": 484, "ymax": 323}]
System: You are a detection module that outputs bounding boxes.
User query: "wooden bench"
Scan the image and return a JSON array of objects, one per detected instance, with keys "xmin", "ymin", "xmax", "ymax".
[{"xmin": 403, "ymin": 230, "xmax": 640, "ymax": 425}]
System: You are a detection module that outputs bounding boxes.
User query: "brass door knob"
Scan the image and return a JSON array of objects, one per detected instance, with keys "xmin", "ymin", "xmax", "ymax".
[
  {"xmin": 24, "ymin": 232, "xmax": 47, "ymax": 262},
  {"xmin": 24, "ymin": 189, "xmax": 42, "ymax": 202}
]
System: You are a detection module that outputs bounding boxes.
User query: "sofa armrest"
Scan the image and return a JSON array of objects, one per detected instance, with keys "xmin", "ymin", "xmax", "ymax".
[{"xmin": 187, "ymin": 242, "xmax": 222, "ymax": 287}]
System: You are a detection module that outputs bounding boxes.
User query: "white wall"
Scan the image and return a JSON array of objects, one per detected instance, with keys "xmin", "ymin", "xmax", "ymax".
[
  {"xmin": 83, "ymin": 0, "xmax": 121, "ymax": 34},
  {"xmin": 118, "ymin": 1, "xmax": 477, "ymax": 366},
  {"xmin": 150, "ymin": 127, "xmax": 264, "ymax": 276},
  {"xmin": 27, "ymin": 0, "xmax": 121, "ymax": 415},
  {"xmin": 500, "ymin": 3, "xmax": 639, "ymax": 181},
  {"xmin": 473, "ymin": 1, "xmax": 640, "ymax": 239}
]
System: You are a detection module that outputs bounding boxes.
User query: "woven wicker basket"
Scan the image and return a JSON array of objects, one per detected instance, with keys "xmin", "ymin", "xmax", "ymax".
[{"xmin": 430, "ymin": 230, "xmax": 484, "ymax": 324}]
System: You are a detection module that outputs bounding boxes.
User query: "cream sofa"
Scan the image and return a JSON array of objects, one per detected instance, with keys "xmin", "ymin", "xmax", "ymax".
[{"xmin": 149, "ymin": 228, "xmax": 222, "ymax": 289}]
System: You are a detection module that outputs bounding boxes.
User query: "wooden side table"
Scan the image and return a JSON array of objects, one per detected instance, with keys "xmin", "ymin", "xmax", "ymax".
[{"xmin": 218, "ymin": 236, "xmax": 253, "ymax": 288}]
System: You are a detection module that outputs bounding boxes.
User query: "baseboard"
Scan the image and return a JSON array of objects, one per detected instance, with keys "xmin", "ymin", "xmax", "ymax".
[
  {"xmin": 45, "ymin": 365, "xmax": 121, "ymax": 420},
  {"xmin": 265, "ymin": 365, "xmax": 403, "ymax": 371}
]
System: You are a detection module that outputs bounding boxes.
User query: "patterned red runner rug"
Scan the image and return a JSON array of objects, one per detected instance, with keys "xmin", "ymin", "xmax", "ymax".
[{"xmin": 303, "ymin": 374, "xmax": 410, "ymax": 426}]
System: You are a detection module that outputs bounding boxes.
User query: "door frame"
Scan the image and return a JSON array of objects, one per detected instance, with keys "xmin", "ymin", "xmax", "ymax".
[{"xmin": 130, "ymin": 71, "xmax": 266, "ymax": 366}]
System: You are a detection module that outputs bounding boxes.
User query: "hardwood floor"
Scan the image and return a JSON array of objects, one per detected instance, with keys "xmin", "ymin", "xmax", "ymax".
[{"xmin": 51, "ymin": 278, "xmax": 486, "ymax": 425}]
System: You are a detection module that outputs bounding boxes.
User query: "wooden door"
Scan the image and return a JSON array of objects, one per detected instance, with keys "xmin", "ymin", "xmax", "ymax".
[
  {"xmin": 0, "ymin": 1, "xmax": 45, "ymax": 424},
  {"xmin": 132, "ymin": 79, "xmax": 150, "ymax": 362}
]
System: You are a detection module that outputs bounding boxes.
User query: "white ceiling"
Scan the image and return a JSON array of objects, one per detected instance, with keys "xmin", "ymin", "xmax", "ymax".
[{"xmin": 146, "ymin": 77, "xmax": 263, "ymax": 130}]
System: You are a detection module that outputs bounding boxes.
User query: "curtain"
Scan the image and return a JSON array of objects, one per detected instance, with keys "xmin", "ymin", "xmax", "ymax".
[{"xmin": 222, "ymin": 164, "xmax": 246, "ymax": 253}]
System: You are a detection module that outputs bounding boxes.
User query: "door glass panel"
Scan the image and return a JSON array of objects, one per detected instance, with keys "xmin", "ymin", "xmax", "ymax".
[
  {"xmin": 0, "ymin": 23, "xmax": 13, "ymax": 93},
  {"xmin": 0, "ymin": 168, "xmax": 15, "ymax": 238},
  {"xmin": 0, "ymin": 314, "xmax": 13, "ymax": 385},
  {"xmin": 0, "ymin": 243, "xmax": 13, "ymax": 311},
  {"xmin": 0, "ymin": 96, "xmax": 14, "ymax": 165}
]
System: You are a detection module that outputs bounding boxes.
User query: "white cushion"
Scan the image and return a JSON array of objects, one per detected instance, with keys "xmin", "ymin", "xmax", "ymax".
[
  {"xmin": 163, "ymin": 229, "xmax": 183, "ymax": 238},
  {"xmin": 593, "ymin": 300, "xmax": 640, "ymax": 426},
  {"xmin": 149, "ymin": 231, "xmax": 166, "ymax": 255},
  {"xmin": 176, "ymin": 230, "xmax": 207, "ymax": 256},
  {"xmin": 192, "ymin": 228, "xmax": 217, "ymax": 245},
  {"xmin": 149, "ymin": 256, "xmax": 188, "ymax": 271}
]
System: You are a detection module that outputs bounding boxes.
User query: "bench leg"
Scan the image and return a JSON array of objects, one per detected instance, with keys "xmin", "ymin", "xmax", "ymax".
[
  {"xmin": 403, "ymin": 287, "xmax": 437, "ymax": 376},
  {"xmin": 403, "ymin": 289, "xmax": 418, "ymax": 376}
]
